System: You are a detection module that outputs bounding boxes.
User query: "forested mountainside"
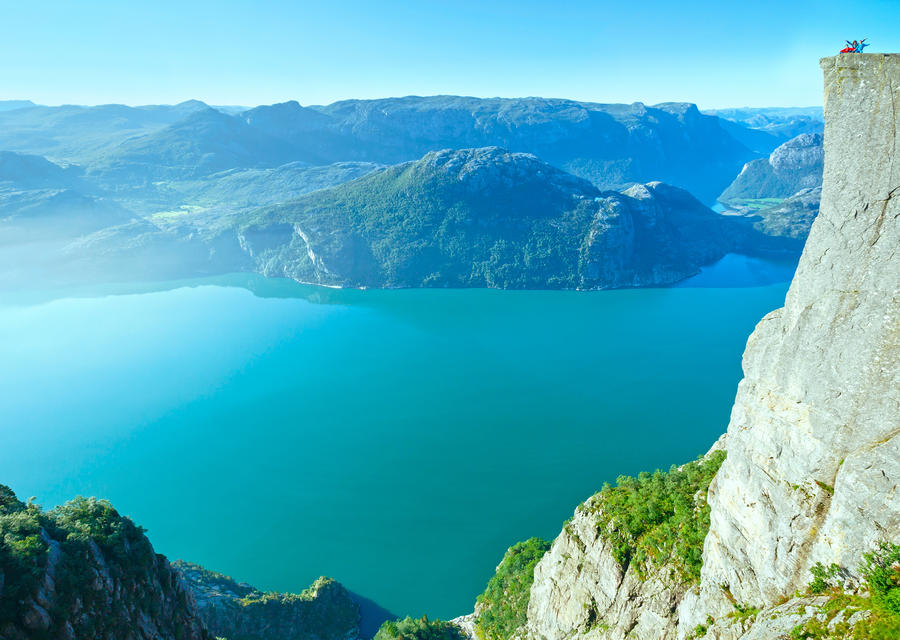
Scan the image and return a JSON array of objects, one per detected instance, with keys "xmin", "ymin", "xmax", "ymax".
[
  {"xmin": 235, "ymin": 147, "xmax": 771, "ymax": 289},
  {"xmin": 1, "ymin": 94, "xmax": 825, "ymax": 289},
  {"xmin": 21, "ymin": 146, "xmax": 789, "ymax": 289}
]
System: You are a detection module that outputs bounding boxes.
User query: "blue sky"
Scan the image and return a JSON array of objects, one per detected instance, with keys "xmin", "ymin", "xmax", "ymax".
[{"xmin": 2, "ymin": 0, "xmax": 897, "ymax": 109}]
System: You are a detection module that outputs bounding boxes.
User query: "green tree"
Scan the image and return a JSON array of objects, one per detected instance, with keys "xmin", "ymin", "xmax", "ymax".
[
  {"xmin": 374, "ymin": 616, "xmax": 465, "ymax": 640},
  {"xmin": 475, "ymin": 537, "xmax": 551, "ymax": 640}
]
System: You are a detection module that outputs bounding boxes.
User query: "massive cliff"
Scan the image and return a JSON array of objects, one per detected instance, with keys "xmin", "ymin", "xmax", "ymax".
[
  {"xmin": 698, "ymin": 50, "xmax": 899, "ymax": 611},
  {"xmin": 456, "ymin": 53, "xmax": 899, "ymax": 640}
]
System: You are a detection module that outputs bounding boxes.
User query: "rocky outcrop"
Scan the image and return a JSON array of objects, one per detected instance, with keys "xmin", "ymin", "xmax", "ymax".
[
  {"xmin": 512, "ymin": 53, "xmax": 899, "ymax": 640},
  {"xmin": 175, "ymin": 561, "xmax": 360, "ymax": 640},
  {"xmin": 0, "ymin": 487, "xmax": 211, "ymax": 640},
  {"xmin": 719, "ymin": 133, "xmax": 824, "ymax": 205},
  {"xmin": 526, "ymin": 498, "xmax": 687, "ymax": 640}
]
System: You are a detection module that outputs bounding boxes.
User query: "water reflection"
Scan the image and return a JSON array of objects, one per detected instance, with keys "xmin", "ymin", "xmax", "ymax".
[{"xmin": 0, "ymin": 252, "xmax": 798, "ymax": 310}]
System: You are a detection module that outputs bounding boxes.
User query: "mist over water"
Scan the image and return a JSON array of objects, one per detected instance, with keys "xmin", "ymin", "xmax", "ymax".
[{"xmin": 0, "ymin": 257, "xmax": 792, "ymax": 619}]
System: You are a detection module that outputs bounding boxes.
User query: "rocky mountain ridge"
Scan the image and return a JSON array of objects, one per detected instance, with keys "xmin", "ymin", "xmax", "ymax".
[
  {"xmin": 719, "ymin": 132, "xmax": 824, "ymax": 205},
  {"xmin": 0, "ymin": 487, "xmax": 211, "ymax": 640},
  {"xmin": 0, "ymin": 95, "xmax": 760, "ymax": 204},
  {"xmin": 1, "ymin": 93, "xmax": 823, "ymax": 289},
  {"xmin": 10, "ymin": 145, "xmax": 787, "ymax": 289},
  {"xmin": 241, "ymin": 97, "xmax": 752, "ymax": 203},
  {"xmin": 174, "ymin": 561, "xmax": 361, "ymax": 640},
  {"xmin": 234, "ymin": 146, "xmax": 755, "ymax": 289}
]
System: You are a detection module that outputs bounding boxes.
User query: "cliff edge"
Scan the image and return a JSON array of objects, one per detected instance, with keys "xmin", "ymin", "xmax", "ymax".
[
  {"xmin": 489, "ymin": 53, "xmax": 899, "ymax": 640},
  {"xmin": 701, "ymin": 52, "xmax": 899, "ymax": 608}
]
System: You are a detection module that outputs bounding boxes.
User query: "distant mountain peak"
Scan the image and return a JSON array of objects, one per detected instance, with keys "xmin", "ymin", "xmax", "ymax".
[
  {"xmin": 419, "ymin": 147, "xmax": 597, "ymax": 194},
  {"xmin": 174, "ymin": 99, "xmax": 209, "ymax": 108},
  {"xmin": 0, "ymin": 99, "xmax": 36, "ymax": 112}
]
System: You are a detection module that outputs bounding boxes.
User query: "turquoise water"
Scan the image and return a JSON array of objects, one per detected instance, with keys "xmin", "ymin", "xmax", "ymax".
[{"xmin": 0, "ymin": 259, "xmax": 791, "ymax": 621}]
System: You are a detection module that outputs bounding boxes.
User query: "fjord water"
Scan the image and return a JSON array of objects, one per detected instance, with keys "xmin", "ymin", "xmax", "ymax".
[{"xmin": 0, "ymin": 257, "xmax": 791, "ymax": 620}]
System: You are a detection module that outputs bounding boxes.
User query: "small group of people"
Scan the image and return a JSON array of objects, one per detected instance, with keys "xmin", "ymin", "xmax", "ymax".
[{"xmin": 840, "ymin": 39, "xmax": 869, "ymax": 53}]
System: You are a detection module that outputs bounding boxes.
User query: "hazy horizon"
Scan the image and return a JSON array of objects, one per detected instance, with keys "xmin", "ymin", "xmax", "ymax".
[
  {"xmin": 2, "ymin": 0, "xmax": 896, "ymax": 109},
  {"xmin": 0, "ymin": 96, "xmax": 827, "ymax": 111}
]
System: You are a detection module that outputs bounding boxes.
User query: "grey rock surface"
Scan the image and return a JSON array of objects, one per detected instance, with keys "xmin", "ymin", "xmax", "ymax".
[
  {"xmin": 526, "ymin": 497, "xmax": 689, "ymax": 640},
  {"xmin": 701, "ymin": 53, "xmax": 899, "ymax": 608}
]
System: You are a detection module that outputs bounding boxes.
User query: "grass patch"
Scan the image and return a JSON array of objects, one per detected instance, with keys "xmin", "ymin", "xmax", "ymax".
[
  {"xmin": 814, "ymin": 480, "xmax": 835, "ymax": 495},
  {"xmin": 728, "ymin": 602, "xmax": 761, "ymax": 621},
  {"xmin": 150, "ymin": 204, "xmax": 207, "ymax": 222},
  {"xmin": 791, "ymin": 542, "xmax": 900, "ymax": 639}
]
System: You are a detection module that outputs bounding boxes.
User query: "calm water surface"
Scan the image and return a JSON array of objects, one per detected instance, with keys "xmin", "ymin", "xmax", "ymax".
[{"xmin": 0, "ymin": 255, "xmax": 793, "ymax": 620}]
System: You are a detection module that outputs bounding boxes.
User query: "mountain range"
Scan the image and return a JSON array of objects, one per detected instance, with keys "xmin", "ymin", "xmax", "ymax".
[{"xmin": 0, "ymin": 98, "xmax": 824, "ymax": 288}]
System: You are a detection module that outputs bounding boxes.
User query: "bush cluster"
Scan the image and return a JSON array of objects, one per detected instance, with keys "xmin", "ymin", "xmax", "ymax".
[
  {"xmin": 474, "ymin": 537, "xmax": 551, "ymax": 640},
  {"xmin": 587, "ymin": 450, "xmax": 727, "ymax": 582},
  {"xmin": 374, "ymin": 616, "xmax": 466, "ymax": 640},
  {"xmin": 791, "ymin": 542, "xmax": 900, "ymax": 639},
  {"xmin": 0, "ymin": 485, "xmax": 162, "ymax": 634}
]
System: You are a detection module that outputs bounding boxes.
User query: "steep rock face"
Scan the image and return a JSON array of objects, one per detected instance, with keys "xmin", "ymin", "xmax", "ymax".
[
  {"xmin": 523, "ymin": 449, "xmax": 727, "ymax": 640},
  {"xmin": 698, "ymin": 52, "xmax": 899, "ymax": 611},
  {"xmin": 514, "ymin": 54, "xmax": 898, "ymax": 640},
  {"xmin": 175, "ymin": 561, "xmax": 360, "ymax": 640},
  {"xmin": 527, "ymin": 499, "xmax": 687, "ymax": 640},
  {"xmin": 719, "ymin": 133, "xmax": 823, "ymax": 204}
]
